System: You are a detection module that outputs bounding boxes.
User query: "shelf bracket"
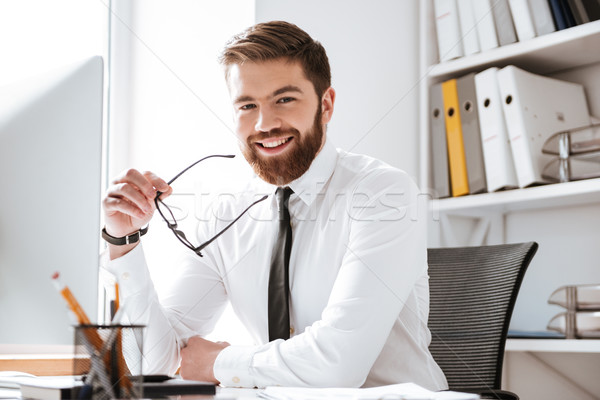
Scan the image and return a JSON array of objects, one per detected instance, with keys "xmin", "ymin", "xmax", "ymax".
[{"xmin": 468, "ymin": 216, "xmax": 490, "ymax": 246}]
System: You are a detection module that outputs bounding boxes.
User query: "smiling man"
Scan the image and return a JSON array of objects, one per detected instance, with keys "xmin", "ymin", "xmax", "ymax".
[
  {"xmin": 230, "ymin": 60, "xmax": 329, "ymax": 186},
  {"xmin": 102, "ymin": 21, "xmax": 447, "ymax": 390}
]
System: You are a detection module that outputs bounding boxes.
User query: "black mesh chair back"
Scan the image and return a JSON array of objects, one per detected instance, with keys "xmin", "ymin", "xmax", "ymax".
[{"xmin": 427, "ymin": 242, "xmax": 538, "ymax": 399}]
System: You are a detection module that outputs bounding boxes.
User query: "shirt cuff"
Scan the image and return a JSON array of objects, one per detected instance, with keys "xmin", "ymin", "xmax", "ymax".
[
  {"xmin": 101, "ymin": 243, "xmax": 151, "ymax": 297},
  {"xmin": 214, "ymin": 345, "xmax": 257, "ymax": 388}
]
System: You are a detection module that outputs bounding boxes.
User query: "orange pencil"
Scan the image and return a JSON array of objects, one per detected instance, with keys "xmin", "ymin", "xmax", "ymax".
[
  {"xmin": 52, "ymin": 272, "xmax": 93, "ymax": 324},
  {"xmin": 52, "ymin": 272, "xmax": 133, "ymax": 395},
  {"xmin": 114, "ymin": 283, "xmax": 120, "ymax": 315}
]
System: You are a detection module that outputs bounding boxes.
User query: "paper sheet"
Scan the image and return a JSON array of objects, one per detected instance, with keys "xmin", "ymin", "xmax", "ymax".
[{"xmin": 259, "ymin": 383, "xmax": 479, "ymax": 400}]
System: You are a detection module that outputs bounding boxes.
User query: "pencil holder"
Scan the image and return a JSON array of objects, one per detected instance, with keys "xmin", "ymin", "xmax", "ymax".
[{"xmin": 74, "ymin": 324, "xmax": 145, "ymax": 400}]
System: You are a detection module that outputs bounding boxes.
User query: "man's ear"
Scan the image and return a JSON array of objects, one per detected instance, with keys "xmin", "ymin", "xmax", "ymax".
[{"xmin": 320, "ymin": 87, "xmax": 336, "ymax": 125}]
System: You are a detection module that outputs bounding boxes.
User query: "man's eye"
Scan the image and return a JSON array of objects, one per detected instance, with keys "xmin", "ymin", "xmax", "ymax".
[
  {"xmin": 277, "ymin": 97, "xmax": 294, "ymax": 104},
  {"xmin": 240, "ymin": 104, "xmax": 256, "ymax": 110}
]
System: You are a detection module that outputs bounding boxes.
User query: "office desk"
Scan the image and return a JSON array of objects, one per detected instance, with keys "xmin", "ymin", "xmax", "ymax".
[
  {"xmin": 0, "ymin": 354, "xmax": 75, "ymax": 376},
  {"xmin": 0, "ymin": 385, "xmax": 259, "ymax": 400},
  {"xmin": 503, "ymin": 339, "xmax": 600, "ymax": 400},
  {"xmin": 0, "ymin": 387, "xmax": 257, "ymax": 400},
  {"xmin": 1, "ymin": 383, "xmax": 480, "ymax": 400}
]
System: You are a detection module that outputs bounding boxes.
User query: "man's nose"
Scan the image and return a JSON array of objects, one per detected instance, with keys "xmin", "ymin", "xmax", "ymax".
[{"xmin": 255, "ymin": 106, "xmax": 281, "ymax": 133}]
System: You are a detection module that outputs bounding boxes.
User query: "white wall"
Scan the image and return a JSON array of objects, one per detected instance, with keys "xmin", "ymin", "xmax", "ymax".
[
  {"xmin": 106, "ymin": 0, "xmax": 256, "ymax": 343},
  {"xmin": 507, "ymin": 203, "xmax": 600, "ymax": 331},
  {"xmin": 256, "ymin": 0, "xmax": 421, "ymax": 180},
  {"xmin": 108, "ymin": 0, "xmax": 254, "ymax": 177}
]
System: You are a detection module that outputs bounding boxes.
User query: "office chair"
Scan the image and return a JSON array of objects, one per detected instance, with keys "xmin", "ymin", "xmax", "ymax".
[{"xmin": 427, "ymin": 242, "xmax": 538, "ymax": 400}]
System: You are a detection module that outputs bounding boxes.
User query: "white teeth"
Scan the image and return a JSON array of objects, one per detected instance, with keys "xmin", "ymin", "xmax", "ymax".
[{"xmin": 262, "ymin": 138, "xmax": 289, "ymax": 148}]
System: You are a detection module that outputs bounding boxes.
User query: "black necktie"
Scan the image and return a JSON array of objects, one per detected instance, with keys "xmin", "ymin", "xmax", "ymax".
[{"xmin": 268, "ymin": 186, "xmax": 293, "ymax": 341}]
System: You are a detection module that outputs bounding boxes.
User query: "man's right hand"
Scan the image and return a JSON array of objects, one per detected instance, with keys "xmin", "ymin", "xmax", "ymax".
[{"xmin": 102, "ymin": 169, "xmax": 172, "ymax": 259}]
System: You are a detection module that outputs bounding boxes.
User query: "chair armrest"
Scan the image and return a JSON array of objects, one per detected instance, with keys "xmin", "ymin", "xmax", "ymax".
[
  {"xmin": 448, "ymin": 388, "xmax": 519, "ymax": 400},
  {"xmin": 477, "ymin": 389, "xmax": 519, "ymax": 400}
]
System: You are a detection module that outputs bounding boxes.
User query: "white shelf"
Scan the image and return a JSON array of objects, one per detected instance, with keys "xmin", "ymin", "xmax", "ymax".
[
  {"xmin": 506, "ymin": 339, "xmax": 600, "ymax": 353},
  {"xmin": 427, "ymin": 20, "xmax": 600, "ymax": 82},
  {"xmin": 431, "ymin": 178, "xmax": 600, "ymax": 217}
]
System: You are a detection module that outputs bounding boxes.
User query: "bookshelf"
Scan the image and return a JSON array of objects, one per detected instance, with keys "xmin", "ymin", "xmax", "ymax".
[
  {"xmin": 419, "ymin": 2, "xmax": 600, "ymax": 397},
  {"xmin": 433, "ymin": 177, "xmax": 600, "ymax": 216},
  {"xmin": 429, "ymin": 19, "xmax": 600, "ymax": 81},
  {"xmin": 419, "ymin": 2, "xmax": 600, "ymax": 244},
  {"xmin": 420, "ymin": 15, "xmax": 600, "ymax": 193},
  {"xmin": 506, "ymin": 338, "xmax": 600, "ymax": 353}
]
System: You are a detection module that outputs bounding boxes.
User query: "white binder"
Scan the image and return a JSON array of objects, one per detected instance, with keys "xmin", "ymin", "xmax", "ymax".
[
  {"xmin": 492, "ymin": 0, "xmax": 518, "ymax": 46},
  {"xmin": 508, "ymin": 0, "xmax": 537, "ymax": 41},
  {"xmin": 528, "ymin": 0, "xmax": 557, "ymax": 36},
  {"xmin": 471, "ymin": 0, "xmax": 499, "ymax": 51},
  {"xmin": 457, "ymin": 0, "xmax": 480, "ymax": 55},
  {"xmin": 497, "ymin": 66, "xmax": 591, "ymax": 188},
  {"xmin": 474, "ymin": 67, "xmax": 518, "ymax": 191},
  {"xmin": 434, "ymin": 0, "xmax": 464, "ymax": 62}
]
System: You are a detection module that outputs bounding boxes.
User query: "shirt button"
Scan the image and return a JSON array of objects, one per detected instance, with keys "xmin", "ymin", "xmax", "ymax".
[
  {"xmin": 290, "ymin": 326, "xmax": 295, "ymax": 335},
  {"xmin": 232, "ymin": 376, "xmax": 240, "ymax": 384},
  {"xmin": 121, "ymin": 272, "xmax": 130, "ymax": 281}
]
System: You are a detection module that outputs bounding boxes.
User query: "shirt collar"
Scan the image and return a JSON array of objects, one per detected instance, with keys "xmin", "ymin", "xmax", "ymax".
[
  {"xmin": 252, "ymin": 135, "xmax": 338, "ymax": 207},
  {"xmin": 288, "ymin": 135, "xmax": 337, "ymax": 206}
]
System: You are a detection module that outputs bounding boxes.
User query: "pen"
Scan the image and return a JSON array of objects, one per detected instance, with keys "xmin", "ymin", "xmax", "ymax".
[
  {"xmin": 110, "ymin": 283, "xmax": 120, "ymax": 321},
  {"xmin": 111, "ymin": 282, "xmax": 130, "ymax": 397},
  {"xmin": 114, "ymin": 283, "xmax": 120, "ymax": 314}
]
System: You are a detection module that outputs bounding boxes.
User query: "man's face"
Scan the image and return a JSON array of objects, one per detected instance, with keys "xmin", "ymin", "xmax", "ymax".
[{"xmin": 227, "ymin": 59, "xmax": 334, "ymax": 185}]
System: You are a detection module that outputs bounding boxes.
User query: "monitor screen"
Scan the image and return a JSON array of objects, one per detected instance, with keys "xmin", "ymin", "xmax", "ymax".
[{"xmin": 0, "ymin": 56, "xmax": 104, "ymax": 345}]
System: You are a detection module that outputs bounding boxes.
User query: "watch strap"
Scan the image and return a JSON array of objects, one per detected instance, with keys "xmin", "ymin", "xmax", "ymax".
[{"xmin": 102, "ymin": 226, "xmax": 149, "ymax": 245}]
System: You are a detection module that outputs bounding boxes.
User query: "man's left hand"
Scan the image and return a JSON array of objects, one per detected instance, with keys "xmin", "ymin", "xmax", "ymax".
[{"xmin": 180, "ymin": 336, "xmax": 230, "ymax": 383}]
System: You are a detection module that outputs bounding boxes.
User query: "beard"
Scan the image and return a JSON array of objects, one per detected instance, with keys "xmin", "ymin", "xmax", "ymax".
[{"xmin": 240, "ymin": 107, "xmax": 324, "ymax": 186}]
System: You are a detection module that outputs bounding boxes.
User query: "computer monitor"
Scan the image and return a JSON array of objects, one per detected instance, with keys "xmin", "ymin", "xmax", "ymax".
[{"xmin": 0, "ymin": 56, "xmax": 104, "ymax": 345}]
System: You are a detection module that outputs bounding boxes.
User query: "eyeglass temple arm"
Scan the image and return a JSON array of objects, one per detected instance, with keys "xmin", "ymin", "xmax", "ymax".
[
  {"xmin": 167, "ymin": 154, "xmax": 235, "ymax": 186},
  {"xmin": 154, "ymin": 154, "xmax": 236, "ymax": 201},
  {"xmin": 194, "ymin": 195, "xmax": 269, "ymax": 254}
]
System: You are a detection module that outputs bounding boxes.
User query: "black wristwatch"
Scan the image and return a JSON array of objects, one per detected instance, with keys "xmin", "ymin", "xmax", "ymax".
[{"xmin": 102, "ymin": 226, "xmax": 149, "ymax": 245}]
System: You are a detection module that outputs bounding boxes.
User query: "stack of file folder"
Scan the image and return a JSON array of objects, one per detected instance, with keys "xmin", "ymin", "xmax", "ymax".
[
  {"xmin": 430, "ymin": 65, "xmax": 592, "ymax": 198},
  {"xmin": 547, "ymin": 284, "xmax": 600, "ymax": 339},
  {"xmin": 542, "ymin": 123, "xmax": 600, "ymax": 182}
]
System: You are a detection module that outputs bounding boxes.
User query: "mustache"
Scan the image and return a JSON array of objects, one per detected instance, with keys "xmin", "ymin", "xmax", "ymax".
[{"xmin": 247, "ymin": 128, "xmax": 300, "ymax": 144}]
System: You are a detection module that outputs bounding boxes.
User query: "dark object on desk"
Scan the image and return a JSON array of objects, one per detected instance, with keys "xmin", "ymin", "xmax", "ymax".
[
  {"xmin": 428, "ymin": 242, "xmax": 538, "ymax": 400},
  {"xmin": 18, "ymin": 378, "xmax": 216, "ymax": 399},
  {"xmin": 138, "ymin": 374, "xmax": 174, "ymax": 383},
  {"xmin": 142, "ymin": 379, "xmax": 216, "ymax": 396},
  {"xmin": 507, "ymin": 330, "xmax": 565, "ymax": 339}
]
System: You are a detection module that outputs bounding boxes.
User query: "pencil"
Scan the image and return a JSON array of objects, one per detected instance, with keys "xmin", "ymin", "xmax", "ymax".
[
  {"xmin": 52, "ymin": 271, "xmax": 92, "ymax": 325},
  {"xmin": 114, "ymin": 283, "xmax": 120, "ymax": 315},
  {"xmin": 52, "ymin": 272, "xmax": 133, "ymax": 395}
]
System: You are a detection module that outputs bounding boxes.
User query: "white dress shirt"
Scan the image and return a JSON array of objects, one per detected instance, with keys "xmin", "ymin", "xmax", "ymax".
[{"xmin": 103, "ymin": 137, "xmax": 448, "ymax": 391}]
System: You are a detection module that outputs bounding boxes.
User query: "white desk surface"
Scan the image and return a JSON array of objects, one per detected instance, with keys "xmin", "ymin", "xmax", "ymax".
[
  {"xmin": 0, "ymin": 387, "xmax": 480, "ymax": 400},
  {"xmin": 1, "ymin": 379, "xmax": 479, "ymax": 399},
  {"xmin": 0, "ymin": 386, "xmax": 257, "ymax": 400}
]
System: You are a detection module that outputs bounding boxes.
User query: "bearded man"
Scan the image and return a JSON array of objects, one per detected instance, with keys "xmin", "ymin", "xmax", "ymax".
[{"xmin": 101, "ymin": 20, "xmax": 447, "ymax": 391}]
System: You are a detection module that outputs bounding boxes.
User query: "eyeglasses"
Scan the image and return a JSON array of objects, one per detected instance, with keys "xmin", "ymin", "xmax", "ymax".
[{"xmin": 154, "ymin": 154, "xmax": 268, "ymax": 257}]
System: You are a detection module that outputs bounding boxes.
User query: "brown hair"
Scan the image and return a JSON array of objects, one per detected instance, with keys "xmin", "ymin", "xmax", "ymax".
[{"xmin": 219, "ymin": 21, "xmax": 331, "ymax": 99}]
